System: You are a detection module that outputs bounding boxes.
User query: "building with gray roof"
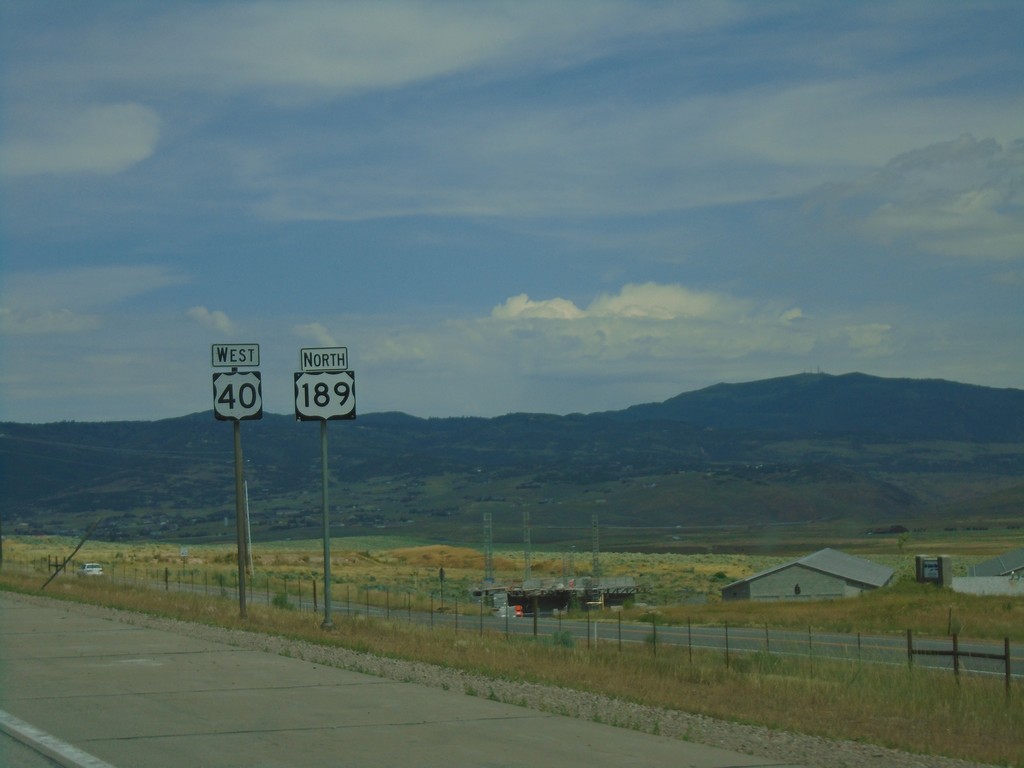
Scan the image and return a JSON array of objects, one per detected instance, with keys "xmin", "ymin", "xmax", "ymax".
[
  {"xmin": 968, "ymin": 547, "xmax": 1024, "ymax": 577},
  {"xmin": 721, "ymin": 547, "xmax": 895, "ymax": 601}
]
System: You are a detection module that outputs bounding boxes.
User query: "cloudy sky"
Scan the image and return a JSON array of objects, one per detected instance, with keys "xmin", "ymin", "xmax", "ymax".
[{"xmin": 1, "ymin": 1, "xmax": 1022, "ymax": 423}]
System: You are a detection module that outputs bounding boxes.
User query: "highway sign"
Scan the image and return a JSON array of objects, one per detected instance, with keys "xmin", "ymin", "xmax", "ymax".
[
  {"xmin": 213, "ymin": 371, "xmax": 263, "ymax": 420},
  {"xmin": 300, "ymin": 347, "xmax": 348, "ymax": 371},
  {"xmin": 294, "ymin": 370, "xmax": 356, "ymax": 421},
  {"xmin": 211, "ymin": 343, "xmax": 260, "ymax": 368}
]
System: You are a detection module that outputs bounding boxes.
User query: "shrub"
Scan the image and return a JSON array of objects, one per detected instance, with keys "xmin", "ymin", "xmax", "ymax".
[{"xmin": 549, "ymin": 630, "xmax": 574, "ymax": 648}]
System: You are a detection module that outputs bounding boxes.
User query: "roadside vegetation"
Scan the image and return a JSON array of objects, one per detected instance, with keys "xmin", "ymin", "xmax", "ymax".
[{"xmin": 2, "ymin": 535, "xmax": 1022, "ymax": 766}]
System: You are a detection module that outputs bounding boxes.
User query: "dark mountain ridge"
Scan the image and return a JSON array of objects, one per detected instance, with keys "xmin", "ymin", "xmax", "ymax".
[
  {"xmin": 2, "ymin": 372, "xmax": 1022, "ymax": 544},
  {"xmin": 613, "ymin": 372, "xmax": 1024, "ymax": 441}
]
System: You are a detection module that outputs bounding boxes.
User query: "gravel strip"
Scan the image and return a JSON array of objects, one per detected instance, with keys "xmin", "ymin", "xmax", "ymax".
[{"xmin": 16, "ymin": 596, "xmax": 1004, "ymax": 768}]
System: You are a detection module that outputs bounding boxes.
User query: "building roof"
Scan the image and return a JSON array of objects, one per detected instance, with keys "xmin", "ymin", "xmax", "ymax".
[
  {"xmin": 969, "ymin": 547, "xmax": 1024, "ymax": 577},
  {"xmin": 724, "ymin": 548, "xmax": 895, "ymax": 591}
]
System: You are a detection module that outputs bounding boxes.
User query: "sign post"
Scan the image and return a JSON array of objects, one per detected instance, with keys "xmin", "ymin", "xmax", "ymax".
[
  {"xmin": 295, "ymin": 347, "xmax": 355, "ymax": 629},
  {"xmin": 212, "ymin": 343, "xmax": 262, "ymax": 619}
]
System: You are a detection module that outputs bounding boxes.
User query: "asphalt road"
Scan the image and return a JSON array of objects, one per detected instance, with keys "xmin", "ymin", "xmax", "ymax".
[{"xmin": 0, "ymin": 593, "xmax": 808, "ymax": 768}]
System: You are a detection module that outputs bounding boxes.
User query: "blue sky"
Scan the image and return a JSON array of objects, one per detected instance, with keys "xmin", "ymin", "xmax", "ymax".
[{"xmin": 1, "ymin": 1, "xmax": 1022, "ymax": 423}]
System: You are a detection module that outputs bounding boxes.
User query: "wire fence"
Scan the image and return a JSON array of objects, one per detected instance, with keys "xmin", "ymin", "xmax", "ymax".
[{"xmin": 12, "ymin": 558, "xmax": 1022, "ymax": 693}]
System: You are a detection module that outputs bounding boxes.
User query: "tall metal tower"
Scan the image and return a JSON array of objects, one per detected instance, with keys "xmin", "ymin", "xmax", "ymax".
[{"xmin": 483, "ymin": 512, "xmax": 494, "ymax": 583}]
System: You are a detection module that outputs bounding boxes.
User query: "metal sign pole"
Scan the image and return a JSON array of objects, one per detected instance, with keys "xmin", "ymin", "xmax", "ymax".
[
  {"xmin": 293, "ymin": 349, "xmax": 354, "ymax": 630},
  {"xmin": 211, "ymin": 343, "xmax": 262, "ymax": 620},
  {"xmin": 233, "ymin": 420, "xmax": 247, "ymax": 619},
  {"xmin": 321, "ymin": 419, "xmax": 333, "ymax": 628}
]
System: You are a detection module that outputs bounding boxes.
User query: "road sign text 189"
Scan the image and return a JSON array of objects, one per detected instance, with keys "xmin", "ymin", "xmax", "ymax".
[
  {"xmin": 300, "ymin": 379, "xmax": 351, "ymax": 409},
  {"xmin": 293, "ymin": 370, "xmax": 356, "ymax": 421}
]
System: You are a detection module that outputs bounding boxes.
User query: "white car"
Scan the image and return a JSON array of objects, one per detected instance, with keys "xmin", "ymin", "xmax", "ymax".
[{"xmin": 77, "ymin": 563, "xmax": 103, "ymax": 576}]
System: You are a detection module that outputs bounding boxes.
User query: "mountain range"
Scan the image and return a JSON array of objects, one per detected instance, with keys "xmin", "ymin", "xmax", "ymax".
[{"xmin": 2, "ymin": 372, "xmax": 1022, "ymax": 550}]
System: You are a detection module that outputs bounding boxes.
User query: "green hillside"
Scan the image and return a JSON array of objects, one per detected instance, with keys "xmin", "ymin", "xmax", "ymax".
[{"xmin": 2, "ymin": 373, "xmax": 1022, "ymax": 549}]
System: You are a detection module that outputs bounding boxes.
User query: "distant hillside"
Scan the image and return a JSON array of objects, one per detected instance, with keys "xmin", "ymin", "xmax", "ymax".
[
  {"xmin": 1, "ymin": 373, "xmax": 1022, "ymax": 545},
  {"xmin": 613, "ymin": 372, "xmax": 1024, "ymax": 441}
]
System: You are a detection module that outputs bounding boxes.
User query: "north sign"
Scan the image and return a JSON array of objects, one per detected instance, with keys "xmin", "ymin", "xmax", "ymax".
[
  {"xmin": 213, "ymin": 371, "xmax": 263, "ymax": 421},
  {"xmin": 294, "ymin": 370, "xmax": 356, "ymax": 421},
  {"xmin": 300, "ymin": 346, "xmax": 348, "ymax": 372}
]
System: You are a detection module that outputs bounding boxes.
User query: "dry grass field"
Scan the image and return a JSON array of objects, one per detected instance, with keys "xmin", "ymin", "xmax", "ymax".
[{"xmin": 3, "ymin": 533, "xmax": 1022, "ymax": 766}]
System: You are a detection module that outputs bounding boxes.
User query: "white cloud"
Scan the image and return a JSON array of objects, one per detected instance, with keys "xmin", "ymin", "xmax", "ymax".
[
  {"xmin": 0, "ymin": 266, "xmax": 186, "ymax": 313},
  {"xmin": 837, "ymin": 323, "xmax": 895, "ymax": 354},
  {"xmin": 0, "ymin": 266, "xmax": 187, "ymax": 339},
  {"xmin": 293, "ymin": 322, "xmax": 338, "ymax": 346},
  {"xmin": 0, "ymin": 307, "xmax": 100, "ymax": 335},
  {"xmin": 335, "ymin": 283, "xmax": 924, "ymax": 416},
  {"xmin": 187, "ymin": 306, "xmax": 235, "ymax": 334},
  {"xmin": 41, "ymin": 3, "xmax": 740, "ymax": 100},
  {"xmin": 492, "ymin": 294, "xmax": 585, "ymax": 320},
  {"xmin": 493, "ymin": 284, "xmax": 748, "ymax": 322},
  {"xmin": 811, "ymin": 135, "xmax": 1024, "ymax": 260},
  {"xmin": 1, "ymin": 103, "xmax": 160, "ymax": 176}
]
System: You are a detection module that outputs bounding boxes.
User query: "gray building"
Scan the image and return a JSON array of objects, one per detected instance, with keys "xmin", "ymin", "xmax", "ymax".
[
  {"xmin": 968, "ymin": 547, "xmax": 1024, "ymax": 577},
  {"xmin": 721, "ymin": 548, "xmax": 895, "ymax": 601}
]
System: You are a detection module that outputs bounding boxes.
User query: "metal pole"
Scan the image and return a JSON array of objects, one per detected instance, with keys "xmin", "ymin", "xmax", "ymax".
[
  {"xmin": 1005, "ymin": 638, "xmax": 1011, "ymax": 697},
  {"xmin": 244, "ymin": 479, "xmax": 254, "ymax": 577},
  {"xmin": 233, "ymin": 421, "xmax": 247, "ymax": 619},
  {"xmin": 320, "ymin": 420, "xmax": 333, "ymax": 629}
]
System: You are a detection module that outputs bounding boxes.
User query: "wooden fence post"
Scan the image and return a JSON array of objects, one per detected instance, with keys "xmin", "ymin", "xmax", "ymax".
[
  {"xmin": 725, "ymin": 621, "xmax": 730, "ymax": 669},
  {"xmin": 952, "ymin": 634, "xmax": 960, "ymax": 683},
  {"xmin": 1005, "ymin": 638, "xmax": 1012, "ymax": 697}
]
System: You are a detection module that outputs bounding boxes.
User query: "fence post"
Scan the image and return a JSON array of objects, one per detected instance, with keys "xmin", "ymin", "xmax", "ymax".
[
  {"xmin": 313, "ymin": 579, "xmax": 318, "ymax": 613},
  {"xmin": 764, "ymin": 622, "xmax": 770, "ymax": 654},
  {"xmin": 906, "ymin": 629, "xmax": 913, "ymax": 667},
  {"xmin": 952, "ymin": 633, "xmax": 960, "ymax": 683},
  {"xmin": 618, "ymin": 611, "xmax": 622, "ymax": 653},
  {"xmin": 1005, "ymin": 638, "xmax": 1012, "ymax": 697},
  {"xmin": 687, "ymin": 617, "xmax": 692, "ymax": 664},
  {"xmin": 651, "ymin": 615, "xmax": 657, "ymax": 657},
  {"xmin": 725, "ymin": 622, "xmax": 730, "ymax": 669}
]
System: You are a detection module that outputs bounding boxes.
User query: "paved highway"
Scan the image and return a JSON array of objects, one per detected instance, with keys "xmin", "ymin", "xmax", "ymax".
[{"xmin": 0, "ymin": 593, "xmax": 809, "ymax": 768}]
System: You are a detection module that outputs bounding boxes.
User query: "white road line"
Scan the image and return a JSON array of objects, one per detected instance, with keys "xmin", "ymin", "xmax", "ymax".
[{"xmin": 0, "ymin": 709, "xmax": 117, "ymax": 768}]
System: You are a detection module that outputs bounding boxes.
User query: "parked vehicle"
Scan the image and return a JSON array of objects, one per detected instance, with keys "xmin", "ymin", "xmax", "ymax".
[{"xmin": 77, "ymin": 563, "xmax": 103, "ymax": 576}]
